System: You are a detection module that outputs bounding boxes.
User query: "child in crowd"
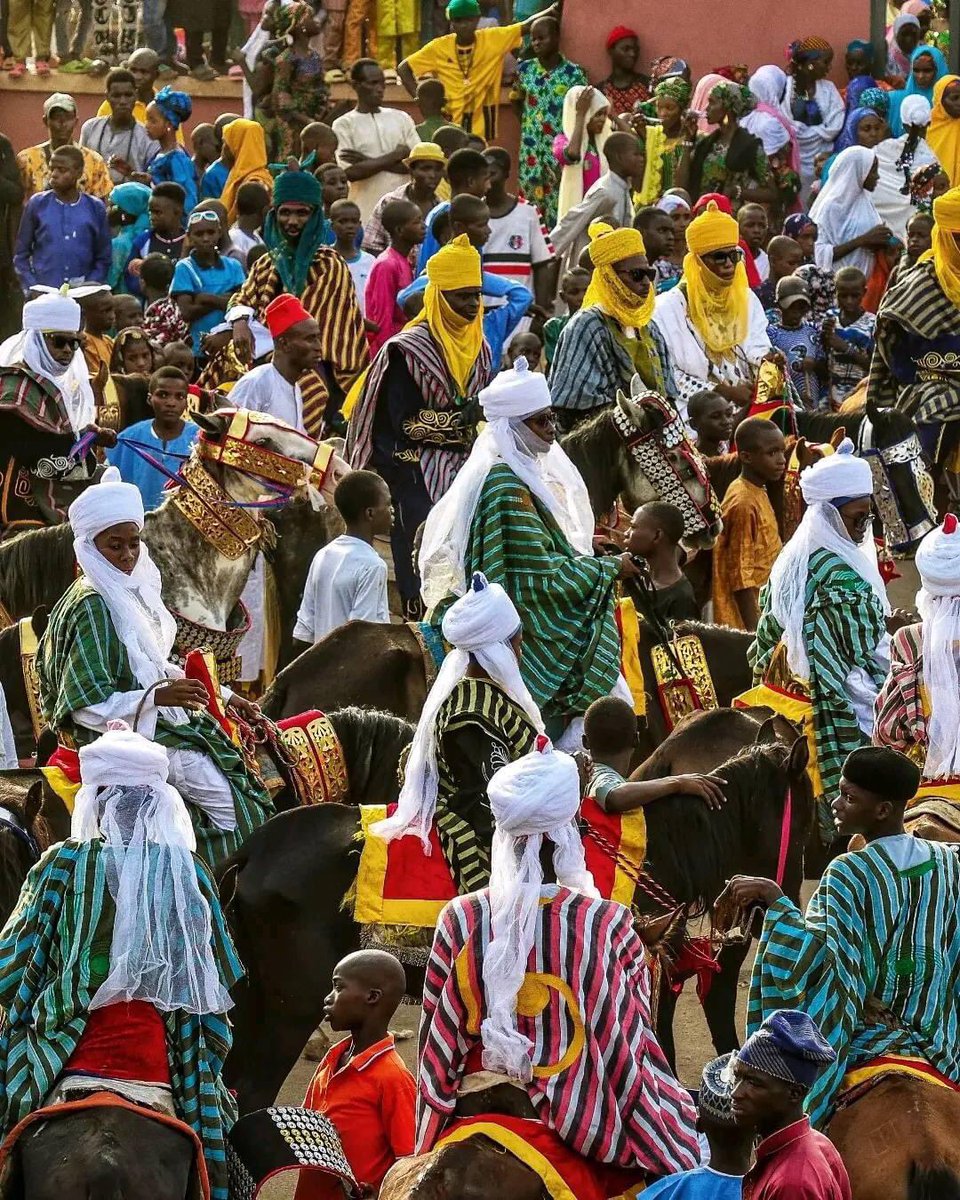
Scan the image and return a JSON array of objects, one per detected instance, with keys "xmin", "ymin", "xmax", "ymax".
[
  {"xmin": 822, "ymin": 265, "xmax": 876, "ymax": 407},
  {"xmin": 365, "ymin": 199, "xmax": 426, "ymax": 354},
  {"xmin": 110, "ymin": 326, "xmax": 160, "ymax": 376},
  {"xmin": 107, "ymin": 365, "xmax": 199, "ymax": 510},
  {"xmin": 542, "ymin": 266, "xmax": 589, "ymax": 366},
  {"xmin": 766, "ymin": 277, "xmax": 826, "ymax": 408},
  {"xmin": 737, "ymin": 203, "xmax": 769, "ymax": 279},
  {"xmin": 79, "ymin": 286, "xmax": 116, "ymax": 381},
  {"xmin": 626, "ymin": 501, "xmax": 700, "ymax": 625},
  {"xmin": 634, "ymin": 206, "xmax": 679, "ymax": 292},
  {"xmin": 164, "ymin": 340, "xmax": 198, "ymax": 385},
  {"xmin": 506, "ymin": 330, "xmax": 542, "ymax": 371},
  {"xmin": 191, "ymin": 124, "xmax": 220, "ymax": 181},
  {"xmin": 144, "ymin": 88, "xmax": 198, "ymax": 214},
  {"xmin": 687, "ymin": 390, "xmax": 735, "ymax": 457},
  {"xmin": 754, "ymin": 235, "xmax": 804, "ymax": 310},
  {"xmin": 415, "ymin": 78, "xmax": 447, "ymax": 141},
  {"xmin": 317, "ymin": 162, "xmax": 351, "ymax": 223},
  {"xmin": 171, "ymin": 208, "xmax": 247, "ymax": 353},
  {"xmin": 229, "ymin": 181, "xmax": 271, "ymax": 266},
  {"xmin": 272, "ymin": 5, "xmax": 328, "ymax": 160},
  {"xmin": 330, "ymin": 198, "xmax": 376, "ymax": 316},
  {"xmin": 294, "ymin": 471, "xmax": 393, "ymax": 648},
  {"xmin": 200, "ymin": 115, "xmax": 240, "ymax": 201},
  {"xmin": 112, "ymin": 294, "xmax": 144, "ymax": 330},
  {"xmin": 711, "ymin": 417, "xmax": 785, "ymax": 631},
  {"xmin": 583, "ymin": 696, "xmax": 725, "ymax": 817},
  {"xmin": 133, "ymin": 183, "xmax": 188, "ymax": 266},
  {"xmin": 140, "ymin": 254, "xmax": 191, "ymax": 347},
  {"xmin": 294, "ymin": 950, "xmax": 415, "ymax": 1200},
  {"xmin": 299, "ymin": 122, "xmax": 339, "ymax": 171}
]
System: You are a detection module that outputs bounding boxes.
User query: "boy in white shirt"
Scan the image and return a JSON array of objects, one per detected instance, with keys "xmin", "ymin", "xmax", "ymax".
[
  {"xmin": 331, "ymin": 197, "xmax": 376, "ymax": 316},
  {"xmin": 293, "ymin": 470, "xmax": 393, "ymax": 647}
]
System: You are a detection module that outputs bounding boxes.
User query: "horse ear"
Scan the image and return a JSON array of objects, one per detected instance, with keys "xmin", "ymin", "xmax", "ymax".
[
  {"xmin": 30, "ymin": 606, "xmax": 48, "ymax": 641},
  {"xmin": 865, "ymin": 393, "xmax": 881, "ymax": 424},
  {"xmin": 830, "ymin": 427, "xmax": 846, "ymax": 449},
  {"xmin": 616, "ymin": 387, "xmax": 645, "ymax": 431},
  {"xmin": 23, "ymin": 780, "xmax": 43, "ymax": 831},
  {"xmin": 788, "ymin": 735, "xmax": 810, "ymax": 777},
  {"xmin": 191, "ymin": 409, "xmax": 232, "ymax": 439},
  {"xmin": 754, "ymin": 716, "xmax": 779, "ymax": 745}
]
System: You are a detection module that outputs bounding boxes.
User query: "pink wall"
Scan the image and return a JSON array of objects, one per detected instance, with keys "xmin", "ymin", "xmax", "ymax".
[{"xmin": 559, "ymin": 0, "xmax": 868, "ymax": 84}]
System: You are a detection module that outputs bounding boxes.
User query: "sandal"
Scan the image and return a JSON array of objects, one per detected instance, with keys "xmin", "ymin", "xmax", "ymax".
[
  {"xmin": 8, "ymin": 60, "xmax": 26, "ymax": 79},
  {"xmin": 189, "ymin": 63, "xmax": 219, "ymax": 81},
  {"xmin": 34, "ymin": 58, "xmax": 51, "ymax": 76}
]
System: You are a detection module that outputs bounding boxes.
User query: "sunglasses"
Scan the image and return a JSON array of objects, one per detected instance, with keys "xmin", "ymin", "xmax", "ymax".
[
  {"xmin": 702, "ymin": 248, "xmax": 744, "ymax": 266},
  {"xmin": 615, "ymin": 265, "xmax": 658, "ymax": 284},
  {"xmin": 45, "ymin": 333, "xmax": 82, "ymax": 351},
  {"xmin": 187, "ymin": 210, "xmax": 220, "ymax": 226}
]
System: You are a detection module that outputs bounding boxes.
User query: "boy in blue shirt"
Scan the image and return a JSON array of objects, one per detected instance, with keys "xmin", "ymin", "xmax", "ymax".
[
  {"xmin": 170, "ymin": 209, "xmax": 246, "ymax": 352},
  {"xmin": 107, "ymin": 365, "xmax": 199, "ymax": 510}
]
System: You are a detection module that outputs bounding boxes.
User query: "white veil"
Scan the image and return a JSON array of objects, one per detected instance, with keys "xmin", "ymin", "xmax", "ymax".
[
  {"xmin": 0, "ymin": 329, "xmax": 96, "ymax": 435},
  {"xmin": 915, "ymin": 521, "xmax": 960, "ymax": 778}
]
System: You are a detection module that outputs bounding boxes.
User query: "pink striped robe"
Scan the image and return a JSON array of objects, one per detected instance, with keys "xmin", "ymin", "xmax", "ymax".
[{"xmin": 417, "ymin": 885, "xmax": 701, "ymax": 1176}]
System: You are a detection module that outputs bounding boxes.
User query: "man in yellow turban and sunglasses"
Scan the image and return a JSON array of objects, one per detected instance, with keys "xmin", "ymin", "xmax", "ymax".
[
  {"xmin": 869, "ymin": 186, "xmax": 960, "ymax": 495},
  {"xmin": 347, "ymin": 234, "xmax": 493, "ymax": 618},
  {"xmin": 653, "ymin": 200, "xmax": 772, "ymax": 425},
  {"xmin": 550, "ymin": 221, "xmax": 678, "ymax": 431}
]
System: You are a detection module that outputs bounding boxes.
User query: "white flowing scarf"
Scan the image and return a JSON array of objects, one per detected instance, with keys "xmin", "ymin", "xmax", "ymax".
[
  {"xmin": 915, "ymin": 522, "xmax": 960, "ymax": 778},
  {"xmin": 372, "ymin": 574, "xmax": 544, "ymax": 847},
  {"xmin": 0, "ymin": 328, "xmax": 96, "ymax": 435},
  {"xmin": 72, "ymin": 726, "xmax": 231, "ymax": 1014},
  {"xmin": 809, "ymin": 145, "xmax": 883, "ymax": 276},
  {"xmin": 481, "ymin": 740, "xmax": 598, "ymax": 1080},
  {"xmin": 557, "ymin": 85, "xmax": 612, "ymax": 222}
]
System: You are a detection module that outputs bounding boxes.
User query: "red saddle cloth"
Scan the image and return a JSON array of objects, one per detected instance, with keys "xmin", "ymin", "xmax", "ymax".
[{"xmin": 66, "ymin": 1000, "xmax": 171, "ymax": 1085}]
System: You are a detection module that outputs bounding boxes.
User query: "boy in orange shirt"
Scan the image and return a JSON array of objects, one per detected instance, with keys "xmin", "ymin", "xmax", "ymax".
[{"xmin": 296, "ymin": 950, "xmax": 415, "ymax": 1199}]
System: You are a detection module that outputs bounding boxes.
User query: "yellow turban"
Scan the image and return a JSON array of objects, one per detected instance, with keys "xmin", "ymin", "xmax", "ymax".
[
  {"xmin": 418, "ymin": 234, "xmax": 485, "ymax": 395},
  {"xmin": 681, "ymin": 201, "xmax": 750, "ymax": 360},
  {"xmin": 930, "ymin": 186, "xmax": 960, "ymax": 308},
  {"xmin": 582, "ymin": 221, "xmax": 656, "ymax": 329},
  {"xmin": 929, "ymin": 76, "xmax": 960, "ymax": 191}
]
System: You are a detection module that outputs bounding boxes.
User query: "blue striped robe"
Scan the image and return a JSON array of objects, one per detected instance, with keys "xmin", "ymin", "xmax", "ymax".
[{"xmin": 748, "ymin": 837, "xmax": 960, "ymax": 1126}]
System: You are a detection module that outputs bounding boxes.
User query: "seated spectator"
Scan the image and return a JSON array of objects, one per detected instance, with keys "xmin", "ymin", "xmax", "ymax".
[{"xmin": 18, "ymin": 93, "xmax": 112, "ymax": 202}]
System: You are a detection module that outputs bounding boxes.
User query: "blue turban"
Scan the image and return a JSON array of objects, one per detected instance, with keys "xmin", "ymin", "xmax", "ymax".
[
  {"xmin": 738, "ymin": 1010, "xmax": 836, "ymax": 1091},
  {"xmin": 153, "ymin": 86, "xmax": 192, "ymax": 130}
]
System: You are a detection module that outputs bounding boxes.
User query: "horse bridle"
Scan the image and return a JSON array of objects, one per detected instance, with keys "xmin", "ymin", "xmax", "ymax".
[
  {"xmin": 857, "ymin": 418, "xmax": 936, "ymax": 551},
  {"xmin": 0, "ymin": 806, "xmax": 41, "ymax": 864}
]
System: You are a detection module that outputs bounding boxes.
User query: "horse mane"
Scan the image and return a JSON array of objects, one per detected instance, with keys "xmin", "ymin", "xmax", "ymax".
[
  {"xmin": 798, "ymin": 409, "xmax": 865, "ymax": 443},
  {"xmin": 328, "ymin": 707, "xmax": 415, "ymax": 806},
  {"xmin": 703, "ymin": 453, "xmax": 740, "ymax": 501},
  {"xmin": 0, "ymin": 524, "xmax": 76, "ymax": 616},
  {"xmin": 559, "ymin": 406, "xmax": 623, "ymax": 517}
]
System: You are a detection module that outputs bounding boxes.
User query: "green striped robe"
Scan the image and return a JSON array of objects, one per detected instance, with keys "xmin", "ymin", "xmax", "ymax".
[
  {"xmin": 0, "ymin": 841, "xmax": 241, "ymax": 1200},
  {"xmin": 748, "ymin": 838, "xmax": 960, "ymax": 1126},
  {"xmin": 750, "ymin": 548, "xmax": 888, "ymax": 842},
  {"xmin": 38, "ymin": 578, "xmax": 274, "ymax": 868},
  {"xmin": 436, "ymin": 464, "xmax": 622, "ymax": 721}
]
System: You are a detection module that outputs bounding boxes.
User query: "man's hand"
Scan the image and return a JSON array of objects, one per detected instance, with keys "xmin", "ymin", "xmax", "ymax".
[
  {"xmin": 886, "ymin": 607, "xmax": 918, "ymax": 634},
  {"xmin": 155, "ymin": 679, "xmax": 210, "ymax": 710},
  {"xmin": 227, "ymin": 693, "xmax": 261, "ymax": 723},
  {"xmin": 338, "ymin": 148, "xmax": 364, "ymax": 165},
  {"xmin": 232, "ymin": 318, "xmax": 254, "ymax": 364},
  {"xmin": 724, "ymin": 873, "xmax": 783, "ymax": 908},
  {"xmin": 618, "ymin": 552, "xmax": 644, "ymax": 580}
]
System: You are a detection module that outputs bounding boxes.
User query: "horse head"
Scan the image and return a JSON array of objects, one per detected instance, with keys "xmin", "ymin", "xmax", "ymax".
[
  {"xmin": 614, "ymin": 377, "xmax": 722, "ymax": 549},
  {"xmin": 861, "ymin": 397, "xmax": 937, "ymax": 551}
]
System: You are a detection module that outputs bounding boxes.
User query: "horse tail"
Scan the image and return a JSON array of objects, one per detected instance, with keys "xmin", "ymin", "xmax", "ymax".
[{"xmin": 909, "ymin": 1163, "xmax": 960, "ymax": 1200}]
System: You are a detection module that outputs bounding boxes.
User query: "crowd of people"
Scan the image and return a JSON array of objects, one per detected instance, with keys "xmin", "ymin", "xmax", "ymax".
[{"xmin": 2, "ymin": 2, "xmax": 960, "ymax": 1199}]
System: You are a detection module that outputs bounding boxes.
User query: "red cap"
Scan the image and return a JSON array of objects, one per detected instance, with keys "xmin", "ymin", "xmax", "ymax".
[
  {"xmin": 264, "ymin": 293, "xmax": 312, "ymax": 338},
  {"xmin": 605, "ymin": 24, "xmax": 638, "ymax": 50},
  {"xmin": 945, "ymin": 513, "xmax": 958, "ymax": 535}
]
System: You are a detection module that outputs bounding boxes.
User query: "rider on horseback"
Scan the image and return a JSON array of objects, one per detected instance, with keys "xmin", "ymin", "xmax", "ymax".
[{"xmin": 37, "ymin": 467, "xmax": 273, "ymax": 866}]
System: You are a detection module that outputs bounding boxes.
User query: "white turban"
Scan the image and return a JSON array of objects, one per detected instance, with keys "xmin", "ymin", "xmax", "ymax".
[
  {"xmin": 900, "ymin": 95, "xmax": 932, "ymax": 128},
  {"xmin": 372, "ymin": 572, "xmax": 544, "ymax": 847},
  {"xmin": 657, "ymin": 194, "xmax": 691, "ymax": 215},
  {"xmin": 479, "ymin": 356, "xmax": 552, "ymax": 421},
  {"xmin": 799, "ymin": 438, "xmax": 873, "ymax": 506},
  {"xmin": 68, "ymin": 464, "xmax": 145, "ymax": 540},
  {"xmin": 915, "ymin": 518, "xmax": 960, "ymax": 778},
  {"xmin": 72, "ymin": 723, "xmax": 230, "ymax": 1016},
  {"xmin": 22, "ymin": 292, "xmax": 83, "ymax": 333},
  {"xmin": 480, "ymin": 738, "xmax": 599, "ymax": 1080}
]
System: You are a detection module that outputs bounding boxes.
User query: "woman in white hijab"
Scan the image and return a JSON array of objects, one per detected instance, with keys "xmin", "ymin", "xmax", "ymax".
[
  {"xmin": 809, "ymin": 145, "xmax": 893, "ymax": 276},
  {"xmin": 554, "ymin": 85, "xmax": 613, "ymax": 222},
  {"xmin": 37, "ymin": 467, "xmax": 273, "ymax": 865},
  {"xmin": 873, "ymin": 94, "xmax": 942, "ymax": 241}
]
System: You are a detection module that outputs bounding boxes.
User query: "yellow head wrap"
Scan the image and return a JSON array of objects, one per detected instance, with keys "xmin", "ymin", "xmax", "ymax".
[
  {"xmin": 928, "ymin": 76, "xmax": 960, "ymax": 191},
  {"xmin": 929, "ymin": 187, "xmax": 960, "ymax": 307},
  {"xmin": 582, "ymin": 221, "xmax": 656, "ymax": 329},
  {"xmin": 682, "ymin": 201, "xmax": 751, "ymax": 359},
  {"xmin": 413, "ymin": 234, "xmax": 485, "ymax": 394}
]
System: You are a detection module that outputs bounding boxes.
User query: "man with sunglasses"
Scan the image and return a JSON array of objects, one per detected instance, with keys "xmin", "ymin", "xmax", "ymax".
[{"xmin": 653, "ymin": 200, "xmax": 772, "ymax": 426}]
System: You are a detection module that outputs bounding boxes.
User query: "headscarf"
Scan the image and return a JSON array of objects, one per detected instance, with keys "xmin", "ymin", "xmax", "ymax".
[
  {"xmin": 927, "ymin": 74, "xmax": 960, "ymax": 187},
  {"xmin": 889, "ymin": 45, "xmax": 949, "ymax": 135},
  {"xmin": 690, "ymin": 73, "xmax": 729, "ymax": 132},
  {"xmin": 710, "ymin": 81, "xmax": 755, "ymax": 119},
  {"xmin": 649, "ymin": 56, "xmax": 689, "ymax": 88},
  {"xmin": 480, "ymin": 738, "xmax": 598, "ymax": 1080},
  {"xmin": 372, "ymin": 572, "xmax": 544, "ymax": 847},
  {"xmin": 109, "ymin": 181, "xmax": 151, "ymax": 291},
  {"xmin": 411, "ymin": 235, "xmax": 485, "ymax": 396},
  {"xmin": 654, "ymin": 77, "xmax": 692, "ymax": 108},
  {"xmin": 736, "ymin": 1010, "xmax": 836, "ymax": 1092},
  {"xmin": 657, "ymin": 193, "xmax": 691, "ymax": 215},
  {"xmin": 0, "ymin": 292, "xmax": 96, "ymax": 434},
  {"xmin": 845, "ymin": 74, "xmax": 879, "ymax": 114},
  {"xmin": 111, "ymin": 326, "xmax": 158, "ymax": 375},
  {"xmin": 783, "ymin": 212, "xmax": 815, "ymax": 240},
  {"xmin": 273, "ymin": 0, "xmax": 312, "ymax": 40},
  {"xmin": 900, "ymin": 93, "xmax": 933, "ymax": 127},
  {"xmin": 928, "ymin": 186, "xmax": 960, "ymax": 307},
  {"xmin": 835, "ymin": 106, "xmax": 880, "ymax": 152},
  {"xmin": 743, "ymin": 65, "xmax": 801, "ymax": 171},
  {"xmin": 887, "ymin": 13, "xmax": 922, "ymax": 79},
  {"xmin": 67, "ymin": 466, "xmax": 186, "ymax": 726},
  {"xmin": 682, "ymin": 202, "xmax": 751, "ymax": 359},
  {"xmin": 767, "ymin": 438, "xmax": 888, "ymax": 680},
  {"xmin": 787, "ymin": 36, "xmax": 834, "ymax": 66},
  {"xmin": 419, "ymin": 357, "xmax": 595, "ymax": 607},
  {"xmin": 809, "ymin": 145, "xmax": 882, "ymax": 275},
  {"xmin": 582, "ymin": 221, "xmax": 656, "ymax": 328},
  {"xmin": 795, "ymin": 263, "xmax": 837, "ymax": 318},
  {"xmin": 219, "ymin": 118, "xmax": 273, "ymax": 222},
  {"xmin": 72, "ymin": 725, "xmax": 231, "ymax": 1014},
  {"xmin": 915, "ymin": 515, "xmax": 960, "ymax": 777},
  {"xmin": 261, "ymin": 169, "xmax": 329, "ymax": 297},
  {"xmin": 557, "ymin": 85, "xmax": 611, "ymax": 221},
  {"xmin": 152, "ymin": 86, "xmax": 192, "ymax": 130},
  {"xmin": 860, "ymin": 86, "xmax": 892, "ymax": 120}
]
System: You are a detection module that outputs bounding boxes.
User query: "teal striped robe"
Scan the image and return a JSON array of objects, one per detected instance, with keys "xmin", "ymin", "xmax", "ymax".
[
  {"xmin": 38, "ymin": 578, "xmax": 274, "ymax": 868},
  {"xmin": 750, "ymin": 548, "xmax": 888, "ymax": 842},
  {"xmin": 436, "ymin": 463, "xmax": 622, "ymax": 721},
  {"xmin": 0, "ymin": 841, "xmax": 241, "ymax": 1200},
  {"xmin": 748, "ymin": 838, "xmax": 960, "ymax": 1126}
]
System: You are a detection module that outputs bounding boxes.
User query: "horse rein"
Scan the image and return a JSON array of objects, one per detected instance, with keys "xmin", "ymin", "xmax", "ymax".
[{"xmin": 0, "ymin": 806, "xmax": 41, "ymax": 864}]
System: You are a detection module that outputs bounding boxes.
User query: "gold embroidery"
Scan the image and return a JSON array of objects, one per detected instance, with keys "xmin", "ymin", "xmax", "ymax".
[
  {"xmin": 171, "ymin": 457, "xmax": 263, "ymax": 561},
  {"xmin": 279, "ymin": 713, "xmax": 349, "ymax": 805},
  {"xmin": 401, "ymin": 408, "xmax": 472, "ymax": 446},
  {"xmin": 19, "ymin": 617, "xmax": 44, "ymax": 744},
  {"xmin": 650, "ymin": 634, "xmax": 720, "ymax": 732}
]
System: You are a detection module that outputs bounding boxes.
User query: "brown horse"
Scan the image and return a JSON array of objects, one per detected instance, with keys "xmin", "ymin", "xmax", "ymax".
[{"xmin": 380, "ymin": 1139, "xmax": 544, "ymax": 1200}]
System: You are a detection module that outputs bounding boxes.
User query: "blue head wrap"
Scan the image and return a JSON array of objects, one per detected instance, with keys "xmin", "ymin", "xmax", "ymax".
[{"xmin": 153, "ymin": 86, "xmax": 192, "ymax": 130}]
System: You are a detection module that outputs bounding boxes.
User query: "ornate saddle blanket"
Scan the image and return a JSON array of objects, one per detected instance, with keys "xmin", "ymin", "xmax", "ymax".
[
  {"xmin": 228, "ymin": 1106, "xmax": 358, "ymax": 1200},
  {"xmin": 905, "ymin": 779, "xmax": 960, "ymax": 844},
  {"xmin": 649, "ymin": 632, "xmax": 719, "ymax": 733},
  {"xmin": 835, "ymin": 1054, "xmax": 960, "ymax": 1111}
]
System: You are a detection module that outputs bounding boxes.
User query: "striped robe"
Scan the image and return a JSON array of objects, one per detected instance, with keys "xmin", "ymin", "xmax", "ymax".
[
  {"xmin": 38, "ymin": 578, "xmax": 274, "ymax": 868},
  {"xmin": 874, "ymin": 623, "xmax": 928, "ymax": 767},
  {"xmin": 0, "ymin": 841, "xmax": 241, "ymax": 1200},
  {"xmin": 438, "ymin": 463, "xmax": 622, "ymax": 720},
  {"xmin": 750, "ymin": 548, "xmax": 888, "ymax": 841},
  {"xmin": 748, "ymin": 838, "xmax": 960, "ymax": 1126},
  {"xmin": 418, "ymin": 886, "xmax": 700, "ymax": 1175},
  {"xmin": 228, "ymin": 246, "xmax": 368, "ymax": 437}
]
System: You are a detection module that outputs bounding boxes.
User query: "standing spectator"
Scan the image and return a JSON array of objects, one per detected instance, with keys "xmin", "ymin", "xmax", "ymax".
[
  {"xmin": 375, "ymin": 0, "xmax": 419, "ymax": 80},
  {"xmin": 79, "ymin": 69, "xmax": 159, "ymax": 186},
  {"xmin": 14, "ymin": 146, "xmax": 112, "ymax": 290},
  {"xmin": 228, "ymin": 181, "xmax": 270, "ymax": 266},
  {"xmin": 822, "ymin": 265, "xmax": 875, "ymax": 406},
  {"xmin": 171, "ymin": 209, "xmax": 247, "ymax": 351},
  {"xmin": 7, "ymin": 0, "xmax": 54, "ymax": 77},
  {"xmin": 597, "ymin": 26, "xmax": 650, "ymax": 114},
  {"xmin": 191, "ymin": 124, "xmax": 220, "ymax": 185},
  {"xmin": 128, "ymin": 183, "xmax": 187, "ymax": 273},
  {"xmin": 482, "ymin": 147, "xmax": 555, "ymax": 311},
  {"xmin": 18, "ymin": 93, "xmax": 112, "ymax": 202},
  {"xmin": 87, "ymin": 0, "xmax": 138, "ymax": 74},
  {"xmin": 330, "ymin": 198, "xmax": 376, "ymax": 315},
  {"xmin": 755, "ymin": 235, "xmax": 804, "ymax": 309},
  {"xmin": 140, "ymin": 253, "xmax": 191, "ymax": 347},
  {"xmin": 95, "ymin": 49, "xmax": 161, "ymax": 128},
  {"xmin": 398, "ymin": 0, "xmax": 557, "ymax": 142},
  {"xmin": 78, "ymin": 284, "xmax": 115, "ymax": 381},
  {"xmin": 218, "ymin": 119, "xmax": 273, "ymax": 221},
  {"xmin": 333, "ymin": 59, "xmax": 420, "ymax": 226},
  {"xmin": 415, "ymin": 78, "xmax": 447, "ymax": 141},
  {"xmin": 0, "ymin": 130, "xmax": 25, "ymax": 342},
  {"xmin": 766, "ymin": 276, "xmax": 826, "ymax": 407},
  {"xmin": 363, "ymin": 141, "xmax": 444, "ymax": 256},
  {"xmin": 200, "ymin": 114, "xmax": 243, "ymax": 201},
  {"xmin": 107, "ymin": 366, "xmax": 199, "ymax": 510},
  {"xmin": 554, "ymin": 86, "xmax": 614, "ymax": 223},
  {"xmin": 675, "ymin": 83, "xmax": 774, "ymax": 207},
  {"xmin": 542, "ymin": 266, "xmax": 588, "ymax": 366},
  {"xmin": 272, "ymin": 3, "xmax": 329, "ymax": 161},
  {"xmin": 511, "ymin": 13, "xmax": 587, "ymax": 229},
  {"xmin": 53, "ymin": 0, "xmax": 94, "ymax": 71},
  {"xmin": 143, "ymin": 88, "xmax": 198, "ymax": 213},
  {"xmin": 781, "ymin": 37, "xmax": 845, "ymax": 194},
  {"xmin": 323, "ymin": 0, "xmax": 368, "ymax": 84},
  {"xmin": 365, "ymin": 198, "xmax": 426, "ymax": 353},
  {"xmin": 166, "ymin": 0, "xmax": 233, "ymax": 79},
  {"xmin": 107, "ymin": 180, "xmax": 151, "ymax": 291},
  {"xmin": 634, "ymin": 206, "xmax": 681, "ymax": 292}
]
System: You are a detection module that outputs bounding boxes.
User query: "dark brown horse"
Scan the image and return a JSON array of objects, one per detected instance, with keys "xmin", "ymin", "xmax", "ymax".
[{"xmin": 380, "ymin": 1138, "xmax": 545, "ymax": 1200}]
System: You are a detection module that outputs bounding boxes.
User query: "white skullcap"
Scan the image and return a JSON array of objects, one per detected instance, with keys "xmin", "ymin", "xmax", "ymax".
[
  {"xmin": 479, "ymin": 357, "xmax": 552, "ymax": 422},
  {"xmin": 900, "ymin": 95, "xmax": 932, "ymax": 127},
  {"xmin": 68, "ymin": 465, "xmax": 145, "ymax": 541},
  {"xmin": 78, "ymin": 722, "xmax": 170, "ymax": 789},
  {"xmin": 441, "ymin": 571, "xmax": 522, "ymax": 651},
  {"xmin": 799, "ymin": 438, "xmax": 872, "ymax": 506},
  {"xmin": 21, "ymin": 291, "xmax": 82, "ymax": 334},
  {"xmin": 657, "ymin": 194, "xmax": 691, "ymax": 214},
  {"xmin": 916, "ymin": 515, "xmax": 960, "ymax": 596}
]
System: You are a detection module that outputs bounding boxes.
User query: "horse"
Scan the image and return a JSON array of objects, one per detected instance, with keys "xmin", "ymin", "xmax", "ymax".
[
  {"xmin": 218, "ymin": 729, "xmax": 813, "ymax": 1113},
  {"xmin": 380, "ymin": 1139, "xmax": 546, "ymax": 1200}
]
